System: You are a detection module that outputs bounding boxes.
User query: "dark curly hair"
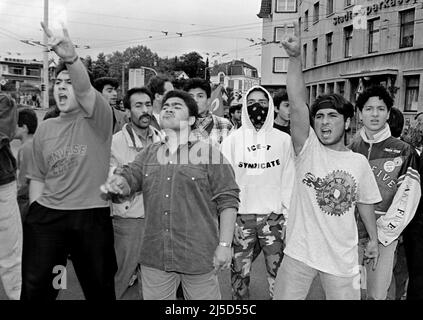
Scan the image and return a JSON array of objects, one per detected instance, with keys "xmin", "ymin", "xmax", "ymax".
[
  {"xmin": 162, "ymin": 90, "xmax": 198, "ymax": 119},
  {"xmin": 123, "ymin": 87, "xmax": 153, "ymax": 110},
  {"xmin": 356, "ymin": 85, "xmax": 393, "ymax": 112},
  {"xmin": 93, "ymin": 77, "xmax": 119, "ymax": 92},
  {"xmin": 273, "ymin": 90, "xmax": 288, "ymax": 109},
  {"xmin": 183, "ymin": 78, "xmax": 211, "ymax": 98},
  {"xmin": 387, "ymin": 107, "xmax": 404, "ymax": 138}
]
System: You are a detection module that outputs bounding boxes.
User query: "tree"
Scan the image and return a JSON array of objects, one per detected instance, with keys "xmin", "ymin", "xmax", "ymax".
[
  {"xmin": 205, "ymin": 57, "xmax": 210, "ymax": 81},
  {"xmin": 107, "ymin": 46, "xmax": 161, "ymax": 93},
  {"xmin": 176, "ymin": 52, "xmax": 206, "ymax": 78},
  {"xmin": 83, "ymin": 55, "xmax": 93, "ymax": 74},
  {"xmin": 92, "ymin": 52, "xmax": 109, "ymax": 80}
]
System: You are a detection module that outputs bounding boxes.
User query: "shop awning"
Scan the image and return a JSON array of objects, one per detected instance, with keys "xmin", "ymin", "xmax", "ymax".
[{"xmin": 340, "ymin": 69, "xmax": 398, "ymax": 78}]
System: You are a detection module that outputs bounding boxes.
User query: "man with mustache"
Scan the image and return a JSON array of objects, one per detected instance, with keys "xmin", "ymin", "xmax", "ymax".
[{"xmin": 109, "ymin": 87, "xmax": 163, "ymax": 299}]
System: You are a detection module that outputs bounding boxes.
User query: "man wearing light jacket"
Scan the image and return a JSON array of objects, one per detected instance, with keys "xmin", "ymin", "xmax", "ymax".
[
  {"xmin": 349, "ymin": 85, "xmax": 421, "ymax": 300},
  {"xmin": 221, "ymin": 86, "xmax": 294, "ymax": 300}
]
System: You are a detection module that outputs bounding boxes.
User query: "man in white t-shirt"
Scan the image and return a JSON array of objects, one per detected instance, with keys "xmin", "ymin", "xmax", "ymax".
[{"xmin": 273, "ymin": 23, "xmax": 381, "ymax": 300}]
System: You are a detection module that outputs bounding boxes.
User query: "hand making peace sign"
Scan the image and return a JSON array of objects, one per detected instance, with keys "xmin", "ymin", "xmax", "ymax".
[
  {"xmin": 41, "ymin": 22, "xmax": 78, "ymax": 63},
  {"xmin": 280, "ymin": 21, "xmax": 301, "ymax": 58}
]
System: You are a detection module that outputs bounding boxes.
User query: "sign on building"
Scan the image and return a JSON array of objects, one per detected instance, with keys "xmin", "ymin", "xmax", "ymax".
[{"xmin": 128, "ymin": 68, "xmax": 145, "ymax": 89}]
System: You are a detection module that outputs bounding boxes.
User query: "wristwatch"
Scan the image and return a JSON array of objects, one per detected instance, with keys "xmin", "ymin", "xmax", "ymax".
[
  {"xmin": 219, "ymin": 241, "xmax": 232, "ymax": 248},
  {"xmin": 64, "ymin": 55, "xmax": 79, "ymax": 65}
]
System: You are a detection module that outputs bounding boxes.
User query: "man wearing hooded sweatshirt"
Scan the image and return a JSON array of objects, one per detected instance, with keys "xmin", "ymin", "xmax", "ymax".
[
  {"xmin": 349, "ymin": 85, "xmax": 421, "ymax": 300},
  {"xmin": 221, "ymin": 86, "xmax": 294, "ymax": 300}
]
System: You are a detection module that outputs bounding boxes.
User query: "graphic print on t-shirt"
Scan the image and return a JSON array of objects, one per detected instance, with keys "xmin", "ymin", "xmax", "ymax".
[
  {"xmin": 47, "ymin": 144, "xmax": 88, "ymax": 176},
  {"xmin": 302, "ymin": 170, "xmax": 357, "ymax": 216}
]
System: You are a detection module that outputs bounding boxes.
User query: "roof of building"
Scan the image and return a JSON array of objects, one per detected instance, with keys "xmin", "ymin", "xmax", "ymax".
[
  {"xmin": 210, "ymin": 60, "xmax": 258, "ymax": 77},
  {"xmin": 257, "ymin": 0, "xmax": 272, "ymax": 18},
  {"xmin": 173, "ymin": 70, "xmax": 188, "ymax": 78}
]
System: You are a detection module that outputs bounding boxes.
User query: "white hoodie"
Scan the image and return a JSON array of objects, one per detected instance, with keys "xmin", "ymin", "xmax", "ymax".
[{"xmin": 221, "ymin": 86, "xmax": 294, "ymax": 218}]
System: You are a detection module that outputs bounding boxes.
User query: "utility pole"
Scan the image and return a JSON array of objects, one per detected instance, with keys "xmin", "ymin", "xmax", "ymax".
[
  {"xmin": 121, "ymin": 63, "xmax": 126, "ymax": 96},
  {"xmin": 42, "ymin": 0, "xmax": 49, "ymax": 109}
]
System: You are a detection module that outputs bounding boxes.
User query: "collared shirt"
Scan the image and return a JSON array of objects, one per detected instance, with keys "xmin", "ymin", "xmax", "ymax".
[
  {"xmin": 110, "ymin": 123, "xmax": 163, "ymax": 218},
  {"xmin": 192, "ymin": 112, "xmax": 233, "ymax": 145},
  {"xmin": 119, "ymin": 139, "xmax": 240, "ymax": 274}
]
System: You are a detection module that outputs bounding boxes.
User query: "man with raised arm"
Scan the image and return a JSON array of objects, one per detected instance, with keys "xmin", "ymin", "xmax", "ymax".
[
  {"xmin": 273, "ymin": 23, "xmax": 381, "ymax": 300},
  {"xmin": 101, "ymin": 90, "xmax": 240, "ymax": 300},
  {"xmin": 22, "ymin": 23, "xmax": 116, "ymax": 300}
]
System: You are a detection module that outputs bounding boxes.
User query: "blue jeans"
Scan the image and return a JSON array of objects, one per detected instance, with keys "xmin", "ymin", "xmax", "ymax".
[
  {"xmin": 358, "ymin": 239, "xmax": 398, "ymax": 300},
  {"xmin": 0, "ymin": 181, "xmax": 22, "ymax": 300},
  {"xmin": 140, "ymin": 265, "xmax": 221, "ymax": 300},
  {"xmin": 113, "ymin": 216, "xmax": 145, "ymax": 300},
  {"xmin": 274, "ymin": 255, "xmax": 360, "ymax": 300}
]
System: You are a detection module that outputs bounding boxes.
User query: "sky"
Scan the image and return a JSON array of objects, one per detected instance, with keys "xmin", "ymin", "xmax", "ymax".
[{"xmin": 0, "ymin": 0, "xmax": 265, "ymax": 74}]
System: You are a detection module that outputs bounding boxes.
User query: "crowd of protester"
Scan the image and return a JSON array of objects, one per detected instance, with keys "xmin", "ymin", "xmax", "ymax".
[{"xmin": 1, "ymin": 22, "xmax": 423, "ymax": 301}]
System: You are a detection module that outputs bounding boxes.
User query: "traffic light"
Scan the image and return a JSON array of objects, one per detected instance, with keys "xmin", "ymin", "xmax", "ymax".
[{"xmin": 41, "ymin": 84, "xmax": 46, "ymax": 91}]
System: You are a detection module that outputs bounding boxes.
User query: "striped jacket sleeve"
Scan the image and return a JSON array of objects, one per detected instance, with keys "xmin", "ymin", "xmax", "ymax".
[{"xmin": 377, "ymin": 148, "xmax": 421, "ymax": 246}]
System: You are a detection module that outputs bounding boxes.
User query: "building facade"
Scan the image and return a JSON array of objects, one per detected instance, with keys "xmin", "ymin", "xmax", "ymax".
[
  {"xmin": 257, "ymin": 0, "xmax": 299, "ymax": 94},
  {"xmin": 209, "ymin": 59, "xmax": 260, "ymax": 95},
  {"xmin": 0, "ymin": 56, "xmax": 43, "ymax": 92},
  {"xmin": 299, "ymin": 0, "xmax": 423, "ymax": 129}
]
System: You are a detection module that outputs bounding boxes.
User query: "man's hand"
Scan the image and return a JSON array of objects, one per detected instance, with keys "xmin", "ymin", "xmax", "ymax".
[
  {"xmin": 364, "ymin": 239, "xmax": 379, "ymax": 271},
  {"xmin": 100, "ymin": 174, "xmax": 130, "ymax": 196},
  {"xmin": 41, "ymin": 22, "xmax": 77, "ymax": 63},
  {"xmin": 280, "ymin": 22, "xmax": 301, "ymax": 58},
  {"xmin": 213, "ymin": 245, "xmax": 232, "ymax": 274},
  {"xmin": 233, "ymin": 223, "xmax": 245, "ymax": 246}
]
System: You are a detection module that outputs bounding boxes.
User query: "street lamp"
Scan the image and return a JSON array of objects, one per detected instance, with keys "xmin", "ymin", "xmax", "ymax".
[
  {"xmin": 141, "ymin": 66, "xmax": 158, "ymax": 76},
  {"xmin": 121, "ymin": 62, "xmax": 129, "ymax": 95},
  {"xmin": 204, "ymin": 66, "xmax": 213, "ymax": 80}
]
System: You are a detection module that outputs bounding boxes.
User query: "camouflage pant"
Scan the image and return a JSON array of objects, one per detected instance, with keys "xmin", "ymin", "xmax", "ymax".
[{"xmin": 231, "ymin": 213, "xmax": 285, "ymax": 300}]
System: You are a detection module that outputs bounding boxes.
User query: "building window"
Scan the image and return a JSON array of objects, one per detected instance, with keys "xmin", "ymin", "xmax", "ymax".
[
  {"xmin": 275, "ymin": 26, "xmax": 294, "ymax": 43},
  {"xmin": 304, "ymin": 10, "xmax": 309, "ymax": 31},
  {"xmin": 327, "ymin": 0, "xmax": 334, "ymax": 15},
  {"xmin": 345, "ymin": 0, "xmax": 353, "ymax": 7},
  {"xmin": 400, "ymin": 9, "xmax": 415, "ymax": 49},
  {"xmin": 273, "ymin": 57, "xmax": 289, "ymax": 73},
  {"xmin": 337, "ymin": 81, "xmax": 345, "ymax": 97},
  {"xmin": 313, "ymin": 2, "xmax": 320, "ymax": 24},
  {"xmin": 238, "ymin": 80, "xmax": 243, "ymax": 92},
  {"xmin": 404, "ymin": 76, "xmax": 420, "ymax": 111},
  {"xmin": 326, "ymin": 32, "xmax": 333, "ymax": 63},
  {"xmin": 306, "ymin": 86, "xmax": 311, "ymax": 105},
  {"xmin": 228, "ymin": 80, "xmax": 234, "ymax": 89},
  {"xmin": 10, "ymin": 67, "xmax": 24, "ymax": 75},
  {"xmin": 26, "ymin": 68, "xmax": 41, "ymax": 77},
  {"xmin": 303, "ymin": 43, "xmax": 307, "ymax": 68},
  {"xmin": 276, "ymin": 0, "xmax": 296, "ymax": 12},
  {"xmin": 311, "ymin": 85, "xmax": 317, "ymax": 103},
  {"xmin": 318, "ymin": 84, "xmax": 325, "ymax": 97},
  {"xmin": 312, "ymin": 38, "xmax": 318, "ymax": 66},
  {"xmin": 344, "ymin": 26, "xmax": 353, "ymax": 58},
  {"xmin": 368, "ymin": 18, "xmax": 380, "ymax": 53},
  {"xmin": 327, "ymin": 82, "xmax": 334, "ymax": 94}
]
